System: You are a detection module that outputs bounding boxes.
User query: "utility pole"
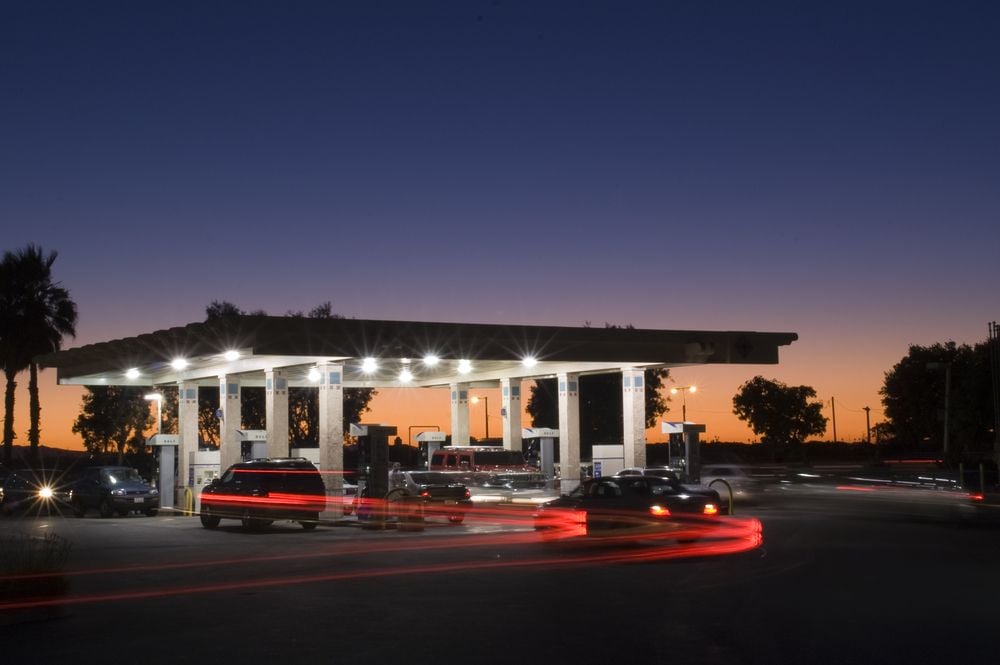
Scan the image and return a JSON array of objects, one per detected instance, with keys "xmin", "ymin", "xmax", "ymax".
[
  {"xmin": 863, "ymin": 406, "xmax": 871, "ymax": 444},
  {"xmin": 990, "ymin": 321, "xmax": 1000, "ymax": 465},
  {"xmin": 831, "ymin": 396, "xmax": 838, "ymax": 444}
]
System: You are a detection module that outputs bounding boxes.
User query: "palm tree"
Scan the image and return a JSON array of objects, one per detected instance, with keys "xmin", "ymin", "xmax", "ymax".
[{"xmin": 0, "ymin": 246, "xmax": 78, "ymax": 465}]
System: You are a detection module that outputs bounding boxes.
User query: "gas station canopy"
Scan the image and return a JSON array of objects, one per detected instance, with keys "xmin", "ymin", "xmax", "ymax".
[{"xmin": 38, "ymin": 315, "xmax": 797, "ymax": 387}]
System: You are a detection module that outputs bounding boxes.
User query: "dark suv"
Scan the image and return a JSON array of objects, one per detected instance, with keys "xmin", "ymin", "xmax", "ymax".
[
  {"xmin": 199, "ymin": 458, "xmax": 327, "ymax": 531},
  {"xmin": 70, "ymin": 466, "xmax": 160, "ymax": 517}
]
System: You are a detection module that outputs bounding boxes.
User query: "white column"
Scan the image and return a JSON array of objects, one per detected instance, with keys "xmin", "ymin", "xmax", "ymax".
[
  {"xmin": 501, "ymin": 378, "xmax": 522, "ymax": 452},
  {"xmin": 450, "ymin": 383, "xmax": 470, "ymax": 445},
  {"xmin": 558, "ymin": 372, "xmax": 581, "ymax": 493},
  {"xmin": 318, "ymin": 363, "xmax": 344, "ymax": 516},
  {"xmin": 622, "ymin": 368, "xmax": 647, "ymax": 469},
  {"xmin": 265, "ymin": 369, "xmax": 289, "ymax": 459},
  {"xmin": 219, "ymin": 375, "xmax": 242, "ymax": 472},
  {"xmin": 177, "ymin": 381, "xmax": 199, "ymax": 488}
]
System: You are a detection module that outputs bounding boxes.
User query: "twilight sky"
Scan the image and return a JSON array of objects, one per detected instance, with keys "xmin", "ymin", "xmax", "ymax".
[{"xmin": 3, "ymin": 1, "xmax": 998, "ymax": 449}]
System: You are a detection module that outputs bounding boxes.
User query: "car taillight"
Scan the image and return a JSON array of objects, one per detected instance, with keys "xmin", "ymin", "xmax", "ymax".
[
  {"xmin": 703, "ymin": 503, "xmax": 719, "ymax": 515},
  {"xmin": 463, "ymin": 489, "xmax": 471, "ymax": 499},
  {"xmin": 649, "ymin": 504, "xmax": 671, "ymax": 517},
  {"xmin": 420, "ymin": 490, "xmax": 430, "ymax": 498},
  {"xmin": 970, "ymin": 493, "xmax": 984, "ymax": 501}
]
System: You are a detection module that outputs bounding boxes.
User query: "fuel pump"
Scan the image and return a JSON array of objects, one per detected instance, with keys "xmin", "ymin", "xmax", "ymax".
[
  {"xmin": 415, "ymin": 431, "xmax": 446, "ymax": 469},
  {"xmin": 146, "ymin": 434, "xmax": 179, "ymax": 509},
  {"xmin": 661, "ymin": 422, "xmax": 707, "ymax": 483},
  {"xmin": 237, "ymin": 430, "xmax": 268, "ymax": 460},
  {"xmin": 350, "ymin": 423, "xmax": 396, "ymax": 526}
]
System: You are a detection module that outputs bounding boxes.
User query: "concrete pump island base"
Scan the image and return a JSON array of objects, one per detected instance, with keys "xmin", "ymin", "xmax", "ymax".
[{"xmin": 39, "ymin": 316, "xmax": 797, "ymax": 513}]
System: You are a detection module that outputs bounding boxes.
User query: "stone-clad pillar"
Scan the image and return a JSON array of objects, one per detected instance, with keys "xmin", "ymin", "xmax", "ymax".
[
  {"xmin": 265, "ymin": 368, "xmax": 289, "ymax": 459},
  {"xmin": 501, "ymin": 378, "xmax": 522, "ymax": 452},
  {"xmin": 450, "ymin": 383, "xmax": 470, "ymax": 445},
  {"xmin": 177, "ymin": 381, "xmax": 199, "ymax": 487},
  {"xmin": 219, "ymin": 375, "xmax": 242, "ymax": 472},
  {"xmin": 558, "ymin": 372, "xmax": 581, "ymax": 493},
  {"xmin": 622, "ymin": 368, "xmax": 647, "ymax": 469},
  {"xmin": 318, "ymin": 363, "xmax": 344, "ymax": 515}
]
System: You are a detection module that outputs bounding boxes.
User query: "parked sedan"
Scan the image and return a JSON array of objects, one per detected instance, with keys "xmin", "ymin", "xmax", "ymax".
[
  {"xmin": 0, "ymin": 470, "xmax": 72, "ymax": 515},
  {"xmin": 381, "ymin": 469, "xmax": 473, "ymax": 529},
  {"xmin": 70, "ymin": 466, "xmax": 160, "ymax": 517},
  {"xmin": 535, "ymin": 475, "xmax": 724, "ymax": 538}
]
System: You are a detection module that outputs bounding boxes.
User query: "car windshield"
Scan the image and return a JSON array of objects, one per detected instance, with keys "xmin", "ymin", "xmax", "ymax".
[
  {"xmin": 407, "ymin": 472, "xmax": 456, "ymax": 485},
  {"xmin": 100, "ymin": 468, "xmax": 141, "ymax": 485}
]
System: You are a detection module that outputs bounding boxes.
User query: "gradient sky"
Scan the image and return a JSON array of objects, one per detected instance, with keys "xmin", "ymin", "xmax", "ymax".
[{"xmin": 3, "ymin": 1, "xmax": 998, "ymax": 449}]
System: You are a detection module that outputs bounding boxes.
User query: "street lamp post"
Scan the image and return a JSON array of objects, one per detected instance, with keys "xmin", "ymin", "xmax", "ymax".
[
  {"xmin": 471, "ymin": 395, "xmax": 489, "ymax": 439},
  {"xmin": 927, "ymin": 362, "xmax": 951, "ymax": 457},
  {"xmin": 670, "ymin": 385, "xmax": 697, "ymax": 422}
]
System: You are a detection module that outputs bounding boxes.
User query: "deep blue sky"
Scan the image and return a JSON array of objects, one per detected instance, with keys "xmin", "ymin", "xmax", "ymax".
[{"xmin": 3, "ymin": 1, "xmax": 998, "ymax": 444}]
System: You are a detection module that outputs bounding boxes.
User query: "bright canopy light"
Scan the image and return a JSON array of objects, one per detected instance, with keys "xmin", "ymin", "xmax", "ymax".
[
  {"xmin": 223, "ymin": 350, "xmax": 240, "ymax": 361},
  {"xmin": 125, "ymin": 368, "xmax": 140, "ymax": 379},
  {"xmin": 522, "ymin": 356, "xmax": 538, "ymax": 368},
  {"xmin": 143, "ymin": 393, "xmax": 162, "ymax": 401},
  {"xmin": 361, "ymin": 357, "xmax": 378, "ymax": 374},
  {"xmin": 307, "ymin": 368, "xmax": 321, "ymax": 382},
  {"xmin": 399, "ymin": 369, "xmax": 413, "ymax": 383},
  {"xmin": 423, "ymin": 355, "xmax": 440, "ymax": 367},
  {"xmin": 457, "ymin": 359, "xmax": 472, "ymax": 374},
  {"xmin": 171, "ymin": 358, "xmax": 189, "ymax": 371}
]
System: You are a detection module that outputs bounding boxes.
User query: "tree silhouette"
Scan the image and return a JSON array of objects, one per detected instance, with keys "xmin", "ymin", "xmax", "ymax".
[
  {"xmin": 73, "ymin": 386, "xmax": 152, "ymax": 463},
  {"xmin": 732, "ymin": 376, "xmax": 827, "ymax": 445},
  {"xmin": 880, "ymin": 341, "xmax": 994, "ymax": 457},
  {"xmin": 0, "ymin": 245, "xmax": 78, "ymax": 464}
]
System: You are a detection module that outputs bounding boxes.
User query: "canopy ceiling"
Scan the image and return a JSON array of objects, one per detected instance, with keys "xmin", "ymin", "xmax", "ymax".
[{"xmin": 38, "ymin": 316, "xmax": 798, "ymax": 389}]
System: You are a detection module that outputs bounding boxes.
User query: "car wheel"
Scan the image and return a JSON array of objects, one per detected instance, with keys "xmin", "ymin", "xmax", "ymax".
[
  {"xmin": 200, "ymin": 504, "xmax": 221, "ymax": 529},
  {"xmin": 300, "ymin": 520, "xmax": 318, "ymax": 530},
  {"xmin": 1, "ymin": 501, "xmax": 11, "ymax": 517},
  {"xmin": 144, "ymin": 509, "xmax": 158, "ymax": 517},
  {"xmin": 99, "ymin": 498, "xmax": 114, "ymax": 518},
  {"xmin": 72, "ymin": 498, "xmax": 86, "ymax": 517}
]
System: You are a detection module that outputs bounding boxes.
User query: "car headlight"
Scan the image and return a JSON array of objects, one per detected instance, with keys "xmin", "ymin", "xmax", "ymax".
[
  {"xmin": 149, "ymin": 488, "xmax": 159, "ymax": 495},
  {"xmin": 111, "ymin": 488, "xmax": 126, "ymax": 496},
  {"xmin": 38, "ymin": 486, "xmax": 54, "ymax": 500}
]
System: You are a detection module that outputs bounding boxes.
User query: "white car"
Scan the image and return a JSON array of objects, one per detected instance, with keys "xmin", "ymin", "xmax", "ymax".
[{"xmin": 699, "ymin": 465, "xmax": 761, "ymax": 504}]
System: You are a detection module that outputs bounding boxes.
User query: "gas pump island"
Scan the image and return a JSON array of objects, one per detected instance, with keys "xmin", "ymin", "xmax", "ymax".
[{"xmin": 351, "ymin": 423, "xmax": 397, "ymax": 525}]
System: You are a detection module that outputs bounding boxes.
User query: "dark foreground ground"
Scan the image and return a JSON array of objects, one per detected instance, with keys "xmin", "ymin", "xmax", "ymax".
[{"xmin": 2, "ymin": 484, "xmax": 998, "ymax": 665}]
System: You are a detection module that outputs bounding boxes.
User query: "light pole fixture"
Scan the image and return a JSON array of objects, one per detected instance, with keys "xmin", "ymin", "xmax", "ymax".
[
  {"xmin": 670, "ymin": 385, "xmax": 697, "ymax": 422},
  {"xmin": 144, "ymin": 392, "xmax": 163, "ymax": 435},
  {"xmin": 471, "ymin": 395, "xmax": 489, "ymax": 439}
]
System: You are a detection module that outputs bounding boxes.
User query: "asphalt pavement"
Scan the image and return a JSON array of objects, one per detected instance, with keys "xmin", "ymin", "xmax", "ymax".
[{"xmin": 3, "ymin": 485, "xmax": 998, "ymax": 665}]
